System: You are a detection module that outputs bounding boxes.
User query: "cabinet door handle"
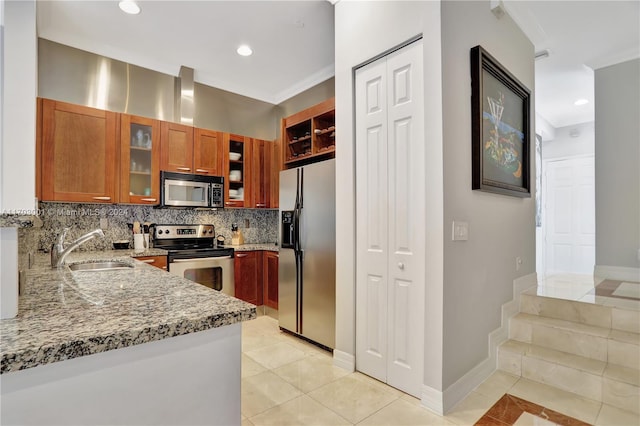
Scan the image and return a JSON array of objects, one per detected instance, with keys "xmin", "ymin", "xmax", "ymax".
[
  {"xmin": 236, "ymin": 253, "xmax": 248, "ymax": 258},
  {"xmin": 195, "ymin": 169, "xmax": 209, "ymax": 173},
  {"xmin": 140, "ymin": 259, "xmax": 156, "ymax": 263},
  {"xmin": 256, "ymin": 203, "xmax": 266, "ymax": 207},
  {"xmin": 141, "ymin": 198, "xmax": 157, "ymax": 202},
  {"xmin": 92, "ymin": 196, "xmax": 111, "ymax": 201},
  {"xmin": 176, "ymin": 167, "xmax": 191, "ymax": 171},
  {"xmin": 225, "ymin": 202, "xmax": 234, "ymax": 205}
]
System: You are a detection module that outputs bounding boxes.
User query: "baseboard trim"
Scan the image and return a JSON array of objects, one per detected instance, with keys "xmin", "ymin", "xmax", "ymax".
[
  {"xmin": 594, "ymin": 265, "xmax": 640, "ymax": 282},
  {"xmin": 440, "ymin": 273, "xmax": 537, "ymax": 413},
  {"xmin": 333, "ymin": 349, "xmax": 355, "ymax": 372},
  {"xmin": 421, "ymin": 384, "xmax": 444, "ymax": 415}
]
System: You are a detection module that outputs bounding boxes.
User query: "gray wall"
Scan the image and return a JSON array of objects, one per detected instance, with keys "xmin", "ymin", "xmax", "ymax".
[
  {"xmin": 542, "ymin": 122, "xmax": 594, "ymax": 160},
  {"xmin": 195, "ymin": 83, "xmax": 278, "ymax": 140},
  {"xmin": 441, "ymin": 0, "xmax": 535, "ymax": 389},
  {"xmin": 595, "ymin": 59, "xmax": 640, "ymax": 268},
  {"xmin": 334, "ymin": 0, "xmax": 535, "ymax": 396}
]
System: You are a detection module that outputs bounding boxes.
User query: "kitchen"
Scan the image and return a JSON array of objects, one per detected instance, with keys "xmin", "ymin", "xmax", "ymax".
[
  {"xmin": 6, "ymin": 1, "xmax": 637, "ymax": 425},
  {"xmin": 1, "ymin": 1, "xmax": 337, "ymax": 424}
]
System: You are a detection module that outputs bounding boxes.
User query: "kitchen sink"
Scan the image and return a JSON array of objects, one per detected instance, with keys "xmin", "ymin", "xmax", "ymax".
[{"xmin": 68, "ymin": 261, "xmax": 134, "ymax": 272}]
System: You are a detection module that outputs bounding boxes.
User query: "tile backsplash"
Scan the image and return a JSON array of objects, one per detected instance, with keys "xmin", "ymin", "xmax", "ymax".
[{"xmin": 19, "ymin": 202, "xmax": 279, "ymax": 255}]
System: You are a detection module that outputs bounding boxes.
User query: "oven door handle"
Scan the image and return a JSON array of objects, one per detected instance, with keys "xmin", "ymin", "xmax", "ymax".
[{"xmin": 172, "ymin": 256, "xmax": 233, "ymax": 262}]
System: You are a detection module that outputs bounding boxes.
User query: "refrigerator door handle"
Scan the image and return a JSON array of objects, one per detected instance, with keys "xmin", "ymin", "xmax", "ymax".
[
  {"xmin": 297, "ymin": 250, "xmax": 304, "ymax": 333},
  {"xmin": 300, "ymin": 168, "xmax": 304, "ymax": 208},
  {"xmin": 293, "ymin": 207, "xmax": 301, "ymax": 252}
]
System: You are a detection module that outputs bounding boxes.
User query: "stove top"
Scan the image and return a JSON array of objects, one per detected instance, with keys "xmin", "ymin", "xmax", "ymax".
[
  {"xmin": 152, "ymin": 224, "xmax": 231, "ymax": 255},
  {"xmin": 153, "ymin": 224, "xmax": 215, "ymax": 241}
]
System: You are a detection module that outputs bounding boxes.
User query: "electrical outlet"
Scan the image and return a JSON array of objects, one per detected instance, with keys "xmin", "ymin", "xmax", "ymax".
[
  {"xmin": 100, "ymin": 218, "xmax": 108, "ymax": 230},
  {"xmin": 244, "ymin": 219, "xmax": 250, "ymax": 228},
  {"xmin": 452, "ymin": 221, "xmax": 468, "ymax": 241},
  {"xmin": 515, "ymin": 256, "xmax": 522, "ymax": 271}
]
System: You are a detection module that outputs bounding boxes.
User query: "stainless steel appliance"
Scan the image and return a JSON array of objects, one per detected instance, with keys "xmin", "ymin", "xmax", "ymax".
[
  {"xmin": 153, "ymin": 224, "xmax": 234, "ymax": 296},
  {"xmin": 279, "ymin": 159, "xmax": 336, "ymax": 349},
  {"xmin": 160, "ymin": 171, "xmax": 224, "ymax": 208}
]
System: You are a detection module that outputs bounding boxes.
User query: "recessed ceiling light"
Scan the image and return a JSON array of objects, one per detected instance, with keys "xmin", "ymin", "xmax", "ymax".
[
  {"xmin": 119, "ymin": 1, "xmax": 141, "ymax": 15},
  {"xmin": 574, "ymin": 99, "xmax": 589, "ymax": 106},
  {"xmin": 237, "ymin": 45, "xmax": 253, "ymax": 57}
]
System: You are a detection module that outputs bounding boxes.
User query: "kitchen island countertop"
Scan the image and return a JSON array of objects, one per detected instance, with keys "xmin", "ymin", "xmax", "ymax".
[{"xmin": 0, "ymin": 251, "xmax": 256, "ymax": 374}]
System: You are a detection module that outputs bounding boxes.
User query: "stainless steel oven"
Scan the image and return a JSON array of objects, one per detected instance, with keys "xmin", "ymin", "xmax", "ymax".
[{"xmin": 153, "ymin": 224, "xmax": 234, "ymax": 296}]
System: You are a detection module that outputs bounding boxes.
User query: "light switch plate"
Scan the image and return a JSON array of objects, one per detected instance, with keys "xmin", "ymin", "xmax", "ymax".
[{"xmin": 452, "ymin": 221, "xmax": 469, "ymax": 241}]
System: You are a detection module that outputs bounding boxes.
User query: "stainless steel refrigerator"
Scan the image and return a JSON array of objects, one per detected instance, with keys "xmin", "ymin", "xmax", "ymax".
[{"xmin": 279, "ymin": 159, "xmax": 336, "ymax": 349}]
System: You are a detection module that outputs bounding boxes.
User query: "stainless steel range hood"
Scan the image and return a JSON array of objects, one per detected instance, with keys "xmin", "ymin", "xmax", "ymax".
[{"xmin": 175, "ymin": 66, "xmax": 195, "ymax": 125}]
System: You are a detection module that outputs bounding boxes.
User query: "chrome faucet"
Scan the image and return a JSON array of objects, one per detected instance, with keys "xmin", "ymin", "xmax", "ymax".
[{"xmin": 51, "ymin": 228, "xmax": 105, "ymax": 267}]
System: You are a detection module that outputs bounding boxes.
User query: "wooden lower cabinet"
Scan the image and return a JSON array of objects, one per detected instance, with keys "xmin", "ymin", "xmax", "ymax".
[
  {"xmin": 234, "ymin": 251, "xmax": 263, "ymax": 305},
  {"xmin": 263, "ymin": 251, "xmax": 278, "ymax": 309},
  {"xmin": 135, "ymin": 255, "xmax": 167, "ymax": 270},
  {"xmin": 234, "ymin": 250, "xmax": 279, "ymax": 307}
]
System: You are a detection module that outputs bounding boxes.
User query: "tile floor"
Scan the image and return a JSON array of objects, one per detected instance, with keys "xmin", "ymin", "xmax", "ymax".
[
  {"xmin": 529, "ymin": 274, "xmax": 640, "ymax": 311},
  {"xmin": 241, "ymin": 315, "xmax": 640, "ymax": 425}
]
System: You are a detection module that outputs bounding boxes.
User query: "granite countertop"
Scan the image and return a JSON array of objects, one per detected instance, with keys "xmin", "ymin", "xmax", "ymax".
[
  {"xmin": 0, "ymin": 214, "xmax": 42, "ymax": 228},
  {"xmin": 0, "ymin": 251, "xmax": 256, "ymax": 374},
  {"xmin": 228, "ymin": 243, "xmax": 279, "ymax": 252},
  {"xmin": 121, "ymin": 248, "xmax": 168, "ymax": 257}
]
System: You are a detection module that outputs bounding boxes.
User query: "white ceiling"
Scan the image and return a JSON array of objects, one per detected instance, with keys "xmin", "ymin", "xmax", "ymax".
[
  {"xmin": 36, "ymin": 1, "xmax": 639, "ymax": 128},
  {"xmin": 36, "ymin": 0, "xmax": 335, "ymax": 105},
  {"xmin": 504, "ymin": 0, "xmax": 640, "ymax": 129}
]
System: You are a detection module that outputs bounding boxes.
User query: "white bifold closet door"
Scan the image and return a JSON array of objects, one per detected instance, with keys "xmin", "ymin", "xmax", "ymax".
[{"xmin": 355, "ymin": 39, "xmax": 425, "ymax": 398}]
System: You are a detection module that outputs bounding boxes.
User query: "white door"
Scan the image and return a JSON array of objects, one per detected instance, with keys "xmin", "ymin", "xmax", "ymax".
[
  {"xmin": 355, "ymin": 39, "xmax": 425, "ymax": 397},
  {"xmin": 544, "ymin": 156, "xmax": 595, "ymax": 275}
]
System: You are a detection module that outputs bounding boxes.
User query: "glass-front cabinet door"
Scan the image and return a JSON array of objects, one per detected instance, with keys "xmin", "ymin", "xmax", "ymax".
[
  {"xmin": 224, "ymin": 133, "xmax": 251, "ymax": 208},
  {"xmin": 120, "ymin": 114, "xmax": 161, "ymax": 204}
]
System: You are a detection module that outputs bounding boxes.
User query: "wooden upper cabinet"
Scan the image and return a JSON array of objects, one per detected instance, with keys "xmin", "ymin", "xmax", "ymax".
[
  {"xmin": 194, "ymin": 128, "xmax": 224, "ymax": 175},
  {"xmin": 120, "ymin": 114, "xmax": 161, "ymax": 204},
  {"xmin": 224, "ymin": 133, "xmax": 252, "ymax": 208},
  {"xmin": 282, "ymin": 97, "xmax": 335, "ymax": 168},
  {"xmin": 251, "ymin": 138, "xmax": 271, "ymax": 208},
  {"xmin": 270, "ymin": 139, "xmax": 281, "ymax": 209},
  {"xmin": 160, "ymin": 122, "xmax": 194, "ymax": 173},
  {"xmin": 40, "ymin": 98, "xmax": 118, "ymax": 203}
]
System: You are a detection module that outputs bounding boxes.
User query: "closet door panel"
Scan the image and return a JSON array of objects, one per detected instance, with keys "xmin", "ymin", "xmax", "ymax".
[
  {"xmin": 385, "ymin": 39, "xmax": 425, "ymax": 397},
  {"xmin": 356, "ymin": 39, "xmax": 425, "ymax": 398},
  {"xmin": 356, "ymin": 57, "xmax": 389, "ymax": 383}
]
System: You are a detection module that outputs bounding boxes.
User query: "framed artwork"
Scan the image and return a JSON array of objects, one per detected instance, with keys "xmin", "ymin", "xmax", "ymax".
[{"xmin": 471, "ymin": 45, "xmax": 531, "ymax": 197}]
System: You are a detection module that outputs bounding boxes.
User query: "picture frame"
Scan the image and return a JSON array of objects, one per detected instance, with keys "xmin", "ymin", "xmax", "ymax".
[{"xmin": 471, "ymin": 45, "xmax": 531, "ymax": 197}]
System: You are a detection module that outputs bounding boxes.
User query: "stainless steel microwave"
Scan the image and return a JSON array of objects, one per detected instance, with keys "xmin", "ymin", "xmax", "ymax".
[{"xmin": 160, "ymin": 171, "xmax": 224, "ymax": 208}]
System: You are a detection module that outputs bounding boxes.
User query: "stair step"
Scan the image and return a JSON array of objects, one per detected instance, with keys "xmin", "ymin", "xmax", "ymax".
[
  {"xmin": 510, "ymin": 312, "xmax": 610, "ymax": 361},
  {"xmin": 521, "ymin": 291, "xmax": 612, "ymax": 328},
  {"xmin": 521, "ymin": 290, "xmax": 640, "ymax": 333},
  {"xmin": 509, "ymin": 312, "xmax": 640, "ymax": 366},
  {"xmin": 605, "ymin": 364, "xmax": 640, "ymax": 387},
  {"xmin": 499, "ymin": 339, "xmax": 640, "ymax": 413},
  {"xmin": 499, "ymin": 340, "xmax": 605, "ymax": 401},
  {"xmin": 499, "ymin": 339, "xmax": 606, "ymax": 375}
]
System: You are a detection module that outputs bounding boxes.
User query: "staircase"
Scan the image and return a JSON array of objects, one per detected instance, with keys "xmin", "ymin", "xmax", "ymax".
[{"xmin": 498, "ymin": 291, "xmax": 640, "ymax": 415}]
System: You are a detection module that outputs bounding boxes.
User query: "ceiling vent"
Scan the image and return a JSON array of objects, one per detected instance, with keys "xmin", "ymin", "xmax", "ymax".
[{"xmin": 535, "ymin": 50, "xmax": 550, "ymax": 61}]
